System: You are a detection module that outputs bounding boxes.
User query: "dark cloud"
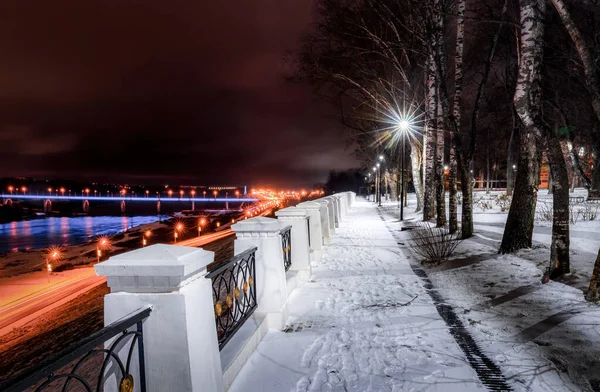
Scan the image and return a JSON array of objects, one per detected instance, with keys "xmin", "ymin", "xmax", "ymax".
[{"xmin": 0, "ymin": 0, "xmax": 358, "ymax": 187}]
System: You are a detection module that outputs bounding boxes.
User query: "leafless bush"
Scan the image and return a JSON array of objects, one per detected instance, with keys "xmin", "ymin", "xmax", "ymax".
[
  {"xmin": 535, "ymin": 202, "xmax": 553, "ymax": 222},
  {"xmin": 580, "ymin": 202, "xmax": 599, "ymax": 221},
  {"xmin": 408, "ymin": 223, "xmax": 462, "ymax": 264},
  {"xmin": 493, "ymin": 192, "xmax": 511, "ymax": 212},
  {"xmin": 474, "ymin": 195, "xmax": 493, "ymax": 211}
]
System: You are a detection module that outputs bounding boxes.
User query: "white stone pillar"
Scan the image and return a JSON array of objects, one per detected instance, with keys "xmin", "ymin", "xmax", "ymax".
[
  {"xmin": 231, "ymin": 217, "xmax": 289, "ymax": 329},
  {"xmin": 337, "ymin": 193, "xmax": 348, "ymax": 218},
  {"xmin": 350, "ymin": 191, "xmax": 356, "ymax": 206},
  {"xmin": 345, "ymin": 192, "xmax": 352, "ymax": 208},
  {"xmin": 296, "ymin": 201, "xmax": 324, "ymax": 261},
  {"xmin": 313, "ymin": 199, "xmax": 332, "ymax": 244},
  {"xmin": 95, "ymin": 244, "xmax": 224, "ymax": 392},
  {"xmin": 325, "ymin": 196, "xmax": 341, "ymax": 228},
  {"xmin": 275, "ymin": 207, "xmax": 311, "ymax": 277}
]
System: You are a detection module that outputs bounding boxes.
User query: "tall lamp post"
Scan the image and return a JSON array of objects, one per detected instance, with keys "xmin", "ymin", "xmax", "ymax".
[
  {"xmin": 397, "ymin": 119, "xmax": 410, "ymax": 221},
  {"xmin": 376, "ymin": 161, "xmax": 382, "ymax": 206},
  {"xmin": 372, "ymin": 167, "xmax": 377, "ymax": 202}
]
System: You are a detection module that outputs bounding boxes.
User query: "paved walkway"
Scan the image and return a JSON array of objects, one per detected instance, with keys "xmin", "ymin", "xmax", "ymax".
[{"xmin": 229, "ymin": 200, "xmax": 485, "ymax": 392}]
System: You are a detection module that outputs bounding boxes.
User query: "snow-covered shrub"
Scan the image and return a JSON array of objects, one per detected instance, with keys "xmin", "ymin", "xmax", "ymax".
[
  {"xmin": 569, "ymin": 201, "xmax": 581, "ymax": 225},
  {"xmin": 473, "ymin": 195, "xmax": 493, "ymax": 211},
  {"xmin": 535, "ymin": 202, "xmax": 553, "ymax": 222},
  {"xmin": 580, "ymin": 202, "xmax": 599, "ymax": 221},
  {"xmin": 494, "ymin": 193, "xmax": 511, "ymax": 212},
  {"xmin": 408, "ymin": 223, "xmax": 462, "ymax": 264}
]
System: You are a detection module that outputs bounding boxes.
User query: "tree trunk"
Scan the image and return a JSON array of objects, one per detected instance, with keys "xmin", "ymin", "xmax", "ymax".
[
  {"xmin": 507, "ymin": 115, "xmax": 517, "ymax": 196},
  {"xmin": 423, "ymin": 59, "xmax": 437, "ymax": 221},
  {"xmin": 591, "ymin": 156, "xmax": 600, "ymax": 199},
  {"xmin": 500, "ymin": 0, "xmax": 546, "ymax": 253},
  {"xmin": 586, "ymin": 248, "xmax": 600, "ymax": 302},
  {"xmin": 460, "ymin": 168, "xmax": 474, "ymax": 238},
  {"xmin": 545, "ymin": 129, "xmax": 570, "ymax": 280},
  {"xmin": 435, "ymin": 93, "xmax": 447, "ymax": 227},
  {"xmin": 411, "ymin": 141, "xmax": 424, "ymax": 212},
  {"xmin": 449, "ymin": 0, "xmax": 464, "ymax": 234}
]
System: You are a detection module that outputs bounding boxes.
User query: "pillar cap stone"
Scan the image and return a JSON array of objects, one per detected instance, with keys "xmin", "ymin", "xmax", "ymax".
[
  {"xmin": 231, "ymin": 216, "xmax": 281, "ymax": 233},
  {"xmin": 95, "ymin": 244, "xmax": 214, "ymax": 293},
  {"xmin": 296, "ymin": 201, "xmax": 322, "ymax": 210},
  {"xmin": 275, "ymin": 207, "xmax": 308, "ymax": 219}
]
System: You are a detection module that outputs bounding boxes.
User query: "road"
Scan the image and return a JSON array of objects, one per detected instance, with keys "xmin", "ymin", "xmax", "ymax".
[
  {"xmin": 0, "ymin": 208, "xmax": 274, "ymax": 335},
  {"xmin": 0, "ymin": 272, "xmax": 105, "ymax": 335}
]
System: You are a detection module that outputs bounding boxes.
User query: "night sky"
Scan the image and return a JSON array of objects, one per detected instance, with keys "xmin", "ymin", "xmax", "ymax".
[{"xmin": 0, "ymin": 0, "xmax": 358, "ymax": 187}]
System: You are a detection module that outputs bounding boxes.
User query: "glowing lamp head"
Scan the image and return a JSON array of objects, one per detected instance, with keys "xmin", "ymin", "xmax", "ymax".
[
  {"xmin": 398, "ymin": 119, "xmax": 410, "ymax": 132},
  {"xmin": 379, "ymin": 155, "xmax": 384, "ymax": 161},
  {"xmin": 376, "ymin": 163, "xmax": 380, "ymax": 168}
]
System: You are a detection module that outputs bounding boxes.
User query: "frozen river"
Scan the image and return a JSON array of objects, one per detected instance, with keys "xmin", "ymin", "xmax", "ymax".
[{"xmin": 0, "ymin": 215, "xmax": 165, "ymax": 254}]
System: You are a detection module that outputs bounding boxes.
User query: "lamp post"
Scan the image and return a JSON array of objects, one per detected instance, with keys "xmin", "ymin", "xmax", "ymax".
[
  {"xmin": 376, "ymin": 161, "xmax": 382, "ymax": 206},
  {"xmin": 372, "ymin": 167, "xmax": 377, "ymax": 202},
  {"xmin": 398, "ymin": 119, "xmax": 410, "ymax": 221}
]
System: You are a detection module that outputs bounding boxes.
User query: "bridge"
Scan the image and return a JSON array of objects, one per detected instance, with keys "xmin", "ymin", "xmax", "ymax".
[{"xmin": 0, "ymin": 194, "xmax": 260, "ymax": 214}]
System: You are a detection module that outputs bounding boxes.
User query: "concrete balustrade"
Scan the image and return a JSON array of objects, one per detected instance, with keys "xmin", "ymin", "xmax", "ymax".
[
  {"xmin": 92, "ymin": 193, "xmax": 359, "ymax": 392},
  {"xmin": 313, "ymin": 199, "xmax": 333, "ymax": 244},
  {"xmin": 337, "ymin": 193, "xmax": 348, "ymax": 218},
  {"xmin": 231, "ymin": 217, "xmax": 290, "ymax": 329},
  {"xmin": 95, "ymin": 244, "xmax": 224, "ymax": 392},
  {"xmin": 275, "ymin": 207, "xmax": 311, "ymax": 275},
  {"xmin": 325, "ymin": 196, "xmax": 341, "ymax": 227},
  {"xmin": 296, "ymin": 201, "xmax": 324, "ymax": 261}
]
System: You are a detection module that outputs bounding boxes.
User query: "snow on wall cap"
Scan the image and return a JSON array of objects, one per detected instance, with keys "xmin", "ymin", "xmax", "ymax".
[
  {"xmin": 231, "ymin": 216, "xmax": 281, "ymax": 233},
  {"xmin": 296, "ymin": 201, "xmax": 321, "ymax": 209},
  {"xmin": 275, "ymin": 206, "xmax": 307, "ymax": 218},
  {"xmin": 95, "ymin": 244, "xmax": 214, "ymax": 279}
]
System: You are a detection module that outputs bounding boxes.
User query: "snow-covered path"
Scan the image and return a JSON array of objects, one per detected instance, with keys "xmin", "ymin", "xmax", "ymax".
[{"xmin": 229, "ymin": 200, "xmax": 485, "ymax": 392}]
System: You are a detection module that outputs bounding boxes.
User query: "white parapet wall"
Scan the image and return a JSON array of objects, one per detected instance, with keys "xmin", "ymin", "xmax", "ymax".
[
  {"xmin": 296, "ymin": 201, "xmax": 324, "ymax": 261},
  {"xmin": 313, "ymin": 199, "xmax": 332, "ymax": 244},
  {"xmin": 231, "ymin": 217, "xmax": 290, "ymax": 329},
  {"xmin": 275, "ymin": 207, "xmax": 311, "ymax": 280},
  {"xmin": 324, "ymin": 196, "xmax": 341, "ymax": 227},
  {"xmin": 95, "ymin": 244, "xmax": 224, "ymax": 392}
]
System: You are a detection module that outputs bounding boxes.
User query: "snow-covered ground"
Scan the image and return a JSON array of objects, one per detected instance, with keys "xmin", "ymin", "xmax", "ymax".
[
  {"xmin": 231, "ymin": 200, "xmax": 486, "ymax": 392},
  {"xmin": 381, "ymin": 190, "xmax": 600, "ymax": 392},
  {"xmin": 229, "ymin": 193, "xmax": 600, "ymax": 392}
]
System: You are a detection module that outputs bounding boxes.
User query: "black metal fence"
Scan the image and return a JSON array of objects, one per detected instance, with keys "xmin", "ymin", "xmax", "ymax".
[
  {"xmin": 0, "ymin": 307, "xmax": 151, "ymax": 392},
  {"xmin": 206, "ymin": 246, "xmax": 258, "ymax": 350},
  {"xmin": 281, "ymin": 225, "xmax": 292, "ymax": 272}
]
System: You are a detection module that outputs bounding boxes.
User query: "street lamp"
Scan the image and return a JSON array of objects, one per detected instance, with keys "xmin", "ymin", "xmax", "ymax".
[
  {"xmin": 397, "ymin": 118, "xmax": 411, "ymax": 220},
  {"xmin": 97, "ymin": 237, "xmax": 109, "ymax": 263},
  {"xmin": 213, "ymin": 190, "xmax": 218, "ymax": 200},
  {"xmin": 143, "ymin": 230, "xmax": 151, "ymax": 247},
  {"xmin": 174, "ymin": 222, "xmax": 184, "ymax": 243},
  {"xmin": 46, "ymin": 247, "xmax": 61, "ymax": 283}
]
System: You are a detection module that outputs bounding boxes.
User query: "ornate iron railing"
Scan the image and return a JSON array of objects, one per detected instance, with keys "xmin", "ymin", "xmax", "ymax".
[
  {"xmin": 206, "ymin": 246, "xmax": 258, "ymax": 350},
  {"xmin": 0, "ymin": 307, "xmax": 151, "ymax": 392},
  {"xmin": 281, "ymin": 225, "xmax": 292, "ymax": 272}
]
